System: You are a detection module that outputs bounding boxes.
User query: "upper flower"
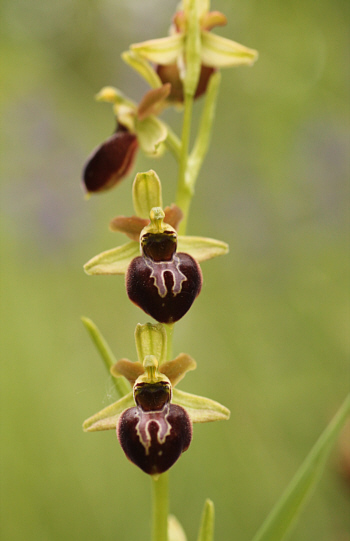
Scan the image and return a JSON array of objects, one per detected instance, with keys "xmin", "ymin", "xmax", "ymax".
[
  {"xmin": 122, "ymin": 0, "xmax": 258, "ymax": 102},
  {"xmin": 82, "ymin": 86, "xmax": 170, "ymax": 193},
  {"xmin": 84, "ymin": 170, "xmax": 229, "ymax": 277}
]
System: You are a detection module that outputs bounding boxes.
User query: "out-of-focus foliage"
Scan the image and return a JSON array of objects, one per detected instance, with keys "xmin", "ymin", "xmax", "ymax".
[{"xmin": 1, "ymin": 1, "xmax": 349, "ymax": 540}]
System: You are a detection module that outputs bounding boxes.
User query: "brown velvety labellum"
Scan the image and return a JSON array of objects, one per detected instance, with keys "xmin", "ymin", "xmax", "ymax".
[
  {"xmin": 117, "ymin": 404, "xmax": 192, "ymax": 475},
  {"xmin": 126, "ymin": 253, "xmax": 202, "ymax": 323},
  {"xmin": 83, "ymin": 130, "xmax": 138, "ymax": 193}
]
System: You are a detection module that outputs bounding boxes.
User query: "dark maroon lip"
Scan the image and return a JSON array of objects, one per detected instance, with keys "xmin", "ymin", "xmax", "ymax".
[
  {"xmin": 117, "ymin": 403, "xmax": 192, "ymax": 475},
  {"xmin": 126, "ymin": 252, "xmax": 202, "ymax": 324}
]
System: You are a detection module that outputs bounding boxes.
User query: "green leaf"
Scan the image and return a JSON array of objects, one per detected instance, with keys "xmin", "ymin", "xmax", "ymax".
[
  {"xmin": 131, "ymin": 34, "xmax": 184, "ymax": 64},
  {"xmin": 177, "ymin": 235, "xmax": 229, "ymax": 262},
  {"xmin": 135, "ymin": 323, "xmax": 167, "ymax": 365},
  {"xmin": 81, "ymin": 317, "xmax": 131, "ymax": 397},
  {"xmin": 168, "ymin": 514, "xmax": 188, "ymax": 541},
  {"xmin": 172, "ymin": 388, "xmax": 230, "ymax": 423},
  {"xmin": 133, "ymin": 170, "xmax": 163, "ymax": 219},
  {"xmin": 251, "ymin": 394, "xmax": 350, "ymax": 541},
  {"xmin": 83, "ymin": 391, "xmax": 134, "ymax": 432},
  {"xmin": 197, "ymin": 499, "xmax": 215, "ymax": 541},
  {"xmin": 84, "ymin": 241, "xmax": 139, "ymax": 275},
  {"xmin": 201, "ymin": 31, "xmax": 258, "ymax": 67},
  {"xmin": 121, "ymin": 50, "xmax": 163, "ymax": 89}
]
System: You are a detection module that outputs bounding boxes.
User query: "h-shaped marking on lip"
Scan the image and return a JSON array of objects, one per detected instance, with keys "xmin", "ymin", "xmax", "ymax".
[
  {"xmin": 135, "ymin": 405, "xmax": 172, "ymax": 455},
  {"xmin": 144, "ymin": 254, "xmax": 187, "ymax": 298}
]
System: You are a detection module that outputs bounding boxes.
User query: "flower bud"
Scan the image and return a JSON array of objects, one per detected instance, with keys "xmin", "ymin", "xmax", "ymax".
[{"xmin": 83, "ymin": 124, "xmax": 138, "ymax": 193}]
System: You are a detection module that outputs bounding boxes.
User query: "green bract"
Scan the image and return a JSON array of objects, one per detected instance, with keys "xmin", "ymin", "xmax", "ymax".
[{"xmin": 84, "ymin": 170, "xmax": 229, "ymax": 276}]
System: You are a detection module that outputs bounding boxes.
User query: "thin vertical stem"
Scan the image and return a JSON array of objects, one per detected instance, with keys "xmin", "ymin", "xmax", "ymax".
[
  {"xmin": 176, "ymin": 93, "xmax": 195, "ymax": 235},
  {"xmin": 164, "ymin": 323, "xmax": 174, "ymax": 362},
  {"xmin": 152, "ymin": 472, "xmax": 169, "ymax": 541}
]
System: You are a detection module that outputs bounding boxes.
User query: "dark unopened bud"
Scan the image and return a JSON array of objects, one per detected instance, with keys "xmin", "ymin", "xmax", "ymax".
[
  {"xmin": 83, "ymin": 124, "xmax": 138, "ymax": 193},
  {"xmin": 117, "ymin": 402, "xmax": 192, "ymax": 475}
]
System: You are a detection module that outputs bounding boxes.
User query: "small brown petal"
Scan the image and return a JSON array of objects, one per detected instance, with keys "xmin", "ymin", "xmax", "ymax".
[
  {"xmin": 109, "ymin": 215, "xmax": 148, "ymax": 241},
  {"xmin": 163, "ymin": 204, "xmax": 183, "ymax": 231},
  {"xmin": 109, "ymin": 204, "xmax": 183, "ymax": 241},
  {"xmin": 200, "ymin": 11, "xmax": 227, "ymax": 31},
  {"xmin": 83, "ymin": 128, "xmax": 138, "ymax": 193},
  {"xmin": 137, "ymin": 84, "xmax": 171, "ymax": 121},
  {"xmin": 110, "ymin": 359, "xmax": 144, "ymax": 384}
]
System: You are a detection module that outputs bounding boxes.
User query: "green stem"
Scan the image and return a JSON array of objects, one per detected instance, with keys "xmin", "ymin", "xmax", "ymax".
[
  {"xmin": 152, "ymin": 472, "xmax": 169, "ymax": 541},
  {"xmin": 164, "ymin": 125, "xmax": 182, "ymax": 160},
  {"xmin": 176, "ymin": 93, "xmax": 194, "ymax": 235},
  {"xmin": 164, "ymin": 323, "xmax": 174, "ymax": 362}
]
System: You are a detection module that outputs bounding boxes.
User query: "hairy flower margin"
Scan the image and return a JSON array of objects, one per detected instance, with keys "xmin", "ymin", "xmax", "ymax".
[{"xmin": 82, "ymin": 0, "xmax": 258, "ymax": 194}]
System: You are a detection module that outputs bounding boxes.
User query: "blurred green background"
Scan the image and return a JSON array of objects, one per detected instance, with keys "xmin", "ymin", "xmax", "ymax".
[{"xmin": 1, "ymin": 0, "xmax": 349, "ymax": 539}]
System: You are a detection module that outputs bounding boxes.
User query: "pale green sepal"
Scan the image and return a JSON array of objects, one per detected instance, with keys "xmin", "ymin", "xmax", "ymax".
[
  {"xmin": 197, "ymin": 499, "xmax": 215, "ymax": 541},
  {"xmin": 251, "ymin": 393, "xmax": 350, "ymax": 541},
  {"xmin": 133, "ymin": 170, "xmax": 163, "ymax": 219},
  {"xmin": 136, "ymin": 115, "xmax": 168, "ymax": 155},
  {"xmin": 188, "ymin": 71, "xmax": 221, "ymax": 188},
  {"xmin": 122, "ymin": 50, "xmax": 163, "ymax": 89},
  {"xmin": 184, "ymin": 0, "xmax": 202, "ymax": 97},
  {"xmin": 177, "ymin": 236, "xmax": 229, "ymax": 262},
  {"xmin": 131, "ymin": 34, "xmax": 184, "ymax": 64},
  {"xmin": 168, "ymin": 515, "xmax": 188, "ymax": 541},
  {"xmin": 84, "ymin": 241, "xmax": 139, "ymax": 275},
  {"xmin": 81, "ymin": 317, "xmax": 131, "ymax": 397},
  {"xmin": 135, "ymin": 323, "xmax": 167, "ymax": 365},
  {"xmin": 201, "ymin": 31, "xmax": 258, "ymax": 67},
  {"xmin": 172, "ymin": 388, "xmax": 230, "ymax": 423},
  {"xmin": 83, "ymin": 391, "xmax": 134, "ymax": 432}
]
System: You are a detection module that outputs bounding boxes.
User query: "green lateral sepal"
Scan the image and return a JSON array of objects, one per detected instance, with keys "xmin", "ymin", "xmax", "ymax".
[
  {"xmin": 83, "ymin": 392, "xmax": 134, "ymax": 432},
  {"xmin": 177, "ymin": 235, "xmax": 229, "ymax": 262},
  {"xmin": 200, "ymin": 31, "xmax": 258, "ymax": 67},
  {"xmin": 172, "ymin": 388, "xmax": 230, "ymax": 423},
  {"xmin": 84, "ymin": 241, "xmax": 139, "ymax": 275}
]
